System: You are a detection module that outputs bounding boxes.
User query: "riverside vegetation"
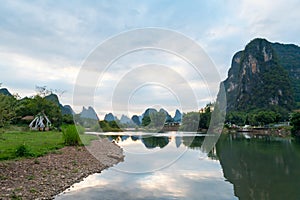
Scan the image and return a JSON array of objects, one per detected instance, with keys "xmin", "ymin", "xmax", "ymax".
[{"xmin": 0, "ymin": 126, "xmax": 97, "ymax": 161}]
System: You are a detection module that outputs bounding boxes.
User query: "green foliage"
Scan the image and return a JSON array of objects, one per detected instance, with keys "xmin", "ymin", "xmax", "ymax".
[
  {"xmin": 226, "ymin": 109, "xmax": 282, "ymax": 126},
  {"xmin": 62, "ymin": 125, "xmax": 81, "ymax": 146},
  {"xmin": 142, "ymin": 116, "xmax": 151, "ymax": 127},
  {"xmin": 62, "ymin": 114, "xmax": 74, "ymax": 124},
  {"xmin": 142, "ymin": 112, "xmax": 166, "ymax": 130},
  {"xmin": 15, "ymin": 144, "xmax": 33, "ymax": 157},
  {"xmin": 291, "ymin": 112, "xmax": 300, "ymax": 137},
  {"xmin": 108, "ymin": 120, "xmax": 120, "ymax": 129},
  {"xmin": 180, "ymin": 104, "xmax": 213, "ymax": 132},
  {"xmin": 226, "ymin": 111, "xmax": 247, "ymax": 126},
  {"xmin": 99, "ymin": 120, "xmax": 109, "ymax": 130},
  {"xmin": 0, "ymin": 94, "xmax": 17, "ymax": 127},
  {"xmin": 199, "ymin": 111, "xmax": 211, "ymax": 129},
  {"xmin": 96, "ymin": 120, "xmax": 122, "ymax": 132},
  {"xmin": 272, "ymin": 43, "xmax": 300, "ymax": 102},
  {"xmin": 180, "ymin": 112, "xmax": 200, "ymax": 132},
  {"xmin": 253, "ymin": 110, "xmax": 280, "ymax": 126},
  {"xmin": 150, "ymin": 112, "xmax": 166, "ymax": 128},
  {"xmin": 15, "ymin": 95, "xmax": 62, "ymax": 127}
]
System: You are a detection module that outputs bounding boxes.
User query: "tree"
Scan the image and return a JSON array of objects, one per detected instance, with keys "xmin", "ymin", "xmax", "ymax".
[
  {"xmin": 15, "ymin": 95, "xmax": 62, "ymax": 127},
  {"xmin": 96, "ymin": 120, "xmax": 122, "ymax": 132},
  {"xmin": 199, "ymin": 111, "xmax": 211, "ymax": 129},
  {"xmin": 0, "ymin": 94, "xmax": 16, "ymax": 127},
  {"xmin": 150, "ymin": 112, "xmax": 166, "ymax": 128},
  {"xmin": 291, "ymin": 112, "xmax": 300, "ymax": 137},
  {"xmin": 108, "ymin": 120, "xmax": 120, "ymax": 129},
  {"xmin": 226, "ymin": 111, "xmax": 247, "ymax": 126},
  {"xmin": 180, "ymin": 112, "xmax": 200, "ymax": 132},
  {"xmin": 249, "ymin": 110, "xmax": 280, "ymax": 126},
  {"xmin": 142, "ymin": 112, "xmax": 166, "ymax": 130},
  {"xmin": 35, "ymin": 85, "xmax": 66, "ymax": 97},
  {"xmin": 142, "ymin": 116, "xmax": 151, "ymax": 127}
]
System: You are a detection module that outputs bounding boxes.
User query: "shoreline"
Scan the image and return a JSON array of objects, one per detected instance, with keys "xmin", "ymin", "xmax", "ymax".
[{"xmin": 0, "ymin": 138, "xmax": 124, "ymax": 199}]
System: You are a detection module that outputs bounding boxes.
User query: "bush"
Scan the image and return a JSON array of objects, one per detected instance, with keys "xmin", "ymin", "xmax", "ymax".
[
  {"xmin": 62, "ymin": 125, "xmax": 81, "ymax": 146},
  {"xmin": 15, "ymin": 144, "xmax": 33, "ymax": 157}
]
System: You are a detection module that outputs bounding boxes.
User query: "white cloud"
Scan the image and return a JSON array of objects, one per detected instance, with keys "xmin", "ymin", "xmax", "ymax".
[
  {"xmin": 1, "ymin": 0, "xmax": 299, "ymax": 117},
  {"xmin": 0, "ymin": 51, "xmax": 78, "ymax": 84}
]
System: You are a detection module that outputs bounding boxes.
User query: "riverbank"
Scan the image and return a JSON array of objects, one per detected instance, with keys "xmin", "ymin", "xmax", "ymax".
[
  {"xmin": 225, "ymin": 126, "xmax": 291, "ymax": 137},
  {"xmin": 0, "ymin": 138, "xmax": 124, "ymax": 199}
]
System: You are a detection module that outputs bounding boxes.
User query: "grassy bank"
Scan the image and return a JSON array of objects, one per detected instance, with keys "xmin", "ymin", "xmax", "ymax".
[{"xmin": 0, "ymin": 129, "xmax": 97, "ymax": 161}]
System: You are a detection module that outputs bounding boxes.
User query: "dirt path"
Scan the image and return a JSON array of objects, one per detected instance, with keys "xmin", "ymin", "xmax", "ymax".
[{"xmin": 0, "ymin": 139, "xmax": 124, "ymax": 199}]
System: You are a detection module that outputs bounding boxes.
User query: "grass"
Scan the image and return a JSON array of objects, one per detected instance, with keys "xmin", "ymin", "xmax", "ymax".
[
  {"xmin": 62, "ymin": 125, "xmax": 81, "ymax": 146},
  {"xmin": 0, "ymin": 129, "xmax": 98, "ymax": 161},
  {"xmin": 0, "ymin": 131, "xmax": 64, "ymax": 160}
]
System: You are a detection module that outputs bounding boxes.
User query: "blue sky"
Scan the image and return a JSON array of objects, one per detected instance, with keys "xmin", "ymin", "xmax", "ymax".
[{"xmin": 1, "ymin": 0, "xmax": 300, "ymax": 118}]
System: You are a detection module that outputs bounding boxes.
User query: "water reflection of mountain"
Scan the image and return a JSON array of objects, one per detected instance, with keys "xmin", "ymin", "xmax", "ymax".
[
  {"xmin": 141, "ymin": 136, "xmax": 169, "ymax": 149},
  {"xmin": 130, "ymin": 135, "xmax": 139, "ymax": 141},
  {"xmin": 182, "ymin": 136, "xmax": 204, "ymax": 149},
  {"xmin": 175, "ymin": 136, "xmax": 182, "ymax": 148},
  {"xmin": 216, "ymin": 135, "xmax": 300, "ymax": 200},
  {"xmin": 106, "ymin": 134, "xmax": 205, "ymax": 150}
]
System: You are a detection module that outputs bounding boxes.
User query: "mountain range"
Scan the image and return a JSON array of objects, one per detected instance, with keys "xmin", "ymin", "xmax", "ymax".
[
  {"xmin": 130, "ymin": 108, "xmax": 182, "ymax": 125},
  {"xmin": 2, "ymin": 38, "xmax": 300, "ymax": 121}
]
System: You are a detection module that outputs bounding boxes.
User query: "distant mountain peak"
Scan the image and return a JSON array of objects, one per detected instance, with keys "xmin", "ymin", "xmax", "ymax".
[
  {"xmin": 80, "ymin": 106, "xmax": 99, "ymax": 120},
  {"xmin": 120, "ymin": 115, "xmax": 132, "ymax": 124},
  {"xmin": 0, "ymin": 88, "xmax": 12, "ymax": 96},
  {"xmin": 173, "ymin": 109, "xmax": 182, "ymax": 122},
  {"xmin": 104, "ymin": 113, "xmax": 116, "ymax": 122},
  {"xmin": 45, "ymin": 93, "xmax": 74, "ymax": 115}
]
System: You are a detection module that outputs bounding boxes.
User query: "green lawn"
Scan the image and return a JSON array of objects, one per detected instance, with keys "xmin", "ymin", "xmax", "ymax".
[{"xmin": 0, "ymin": 130, "xmax": 98, "ymax": 161}]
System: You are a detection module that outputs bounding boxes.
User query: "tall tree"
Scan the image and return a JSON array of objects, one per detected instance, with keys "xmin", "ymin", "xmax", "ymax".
[{"xmin": 0, "ymin": 94, "xmax": 16, "ymax": 127}]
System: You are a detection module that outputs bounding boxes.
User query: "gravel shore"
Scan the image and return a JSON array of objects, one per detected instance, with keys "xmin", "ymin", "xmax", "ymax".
[{"xmin": 0, "ymin": 139, "xmax": 124, "ymax": 199}]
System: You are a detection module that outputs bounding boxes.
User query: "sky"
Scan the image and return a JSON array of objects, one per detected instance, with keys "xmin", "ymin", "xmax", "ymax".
[{"xmin": 0, "ymin": 0, "xmax": 300, "ymax": 119}]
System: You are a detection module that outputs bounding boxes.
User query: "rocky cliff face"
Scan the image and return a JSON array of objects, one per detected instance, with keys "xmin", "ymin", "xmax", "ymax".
[
  {"xmin": 272, "ymin": 42, "xmax": 300, "ymax": 102},
  {"xmin": 222, "ymin": 38, "xmax": 296, "ymax": 112}
]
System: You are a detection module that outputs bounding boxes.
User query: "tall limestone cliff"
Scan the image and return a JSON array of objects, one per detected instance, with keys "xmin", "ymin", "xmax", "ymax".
[
  {"xmin": 222, "ymin": 38, "xmax": 297, "ymax": 113},
  {"xmin": 272, "ymin": 42, "xmax": 300, "ymax": 102}
]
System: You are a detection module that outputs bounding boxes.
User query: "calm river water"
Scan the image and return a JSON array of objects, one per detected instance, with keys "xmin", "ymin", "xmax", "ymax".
[{"xmin": 56, "ymin": 132, "xmax": 300, "ymax": 200}]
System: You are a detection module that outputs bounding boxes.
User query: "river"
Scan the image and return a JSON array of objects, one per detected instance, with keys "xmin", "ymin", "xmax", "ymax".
[{"xmin": 56, "ymin": 132, "xmax": 300, "ymax": 200}]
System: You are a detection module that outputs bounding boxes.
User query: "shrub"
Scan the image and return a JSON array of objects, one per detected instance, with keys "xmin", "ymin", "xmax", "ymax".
[
  {"xmin": 62, "ymin": 125, "xmax": 81, "ymax": 146},
  {"xmin": 15, "ymin": 144, "xmax": 33, "ymax": 157}
]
